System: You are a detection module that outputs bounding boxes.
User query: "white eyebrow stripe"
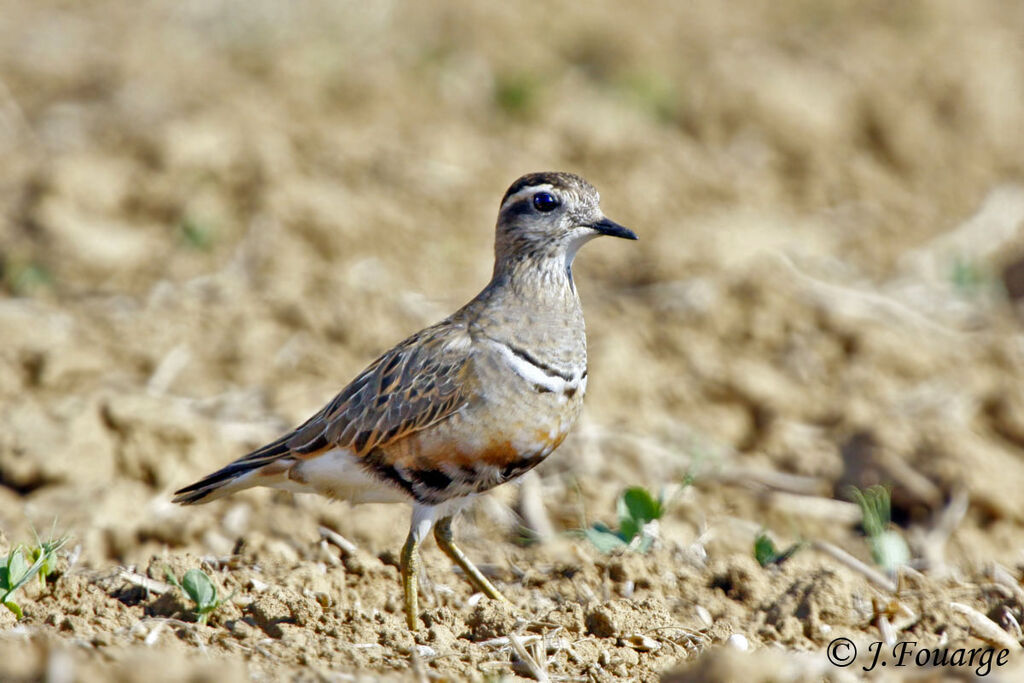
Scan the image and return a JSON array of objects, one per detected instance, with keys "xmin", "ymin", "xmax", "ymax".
[
  {"xmin": 499, "ymin": 183, "xmax": 556, "ymax": 212},
  {"xmin": 480, "ymin": 337, "xmax": 582, "ymax": 394}
]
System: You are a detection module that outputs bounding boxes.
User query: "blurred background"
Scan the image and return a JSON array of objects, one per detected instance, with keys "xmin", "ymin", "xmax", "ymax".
[{"xmin": 3, "ymin": 0, "xmax": 1024, "ymax": 680}]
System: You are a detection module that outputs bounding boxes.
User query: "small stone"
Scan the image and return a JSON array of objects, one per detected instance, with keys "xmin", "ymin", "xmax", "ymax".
[
  {"xmin": 414, "ymin": 644, "xmax": 436, "ymax": 658},
  {"xmin": 624, "ymin": 634, "xmax": 662, "ymax": 652},
  {"xmin": 617, "ymin": 646, "xmax": 640, "ymax": 666},
  {"xmin": 727, "ymin": 633, "xmax": 749, "ymax": 651}
]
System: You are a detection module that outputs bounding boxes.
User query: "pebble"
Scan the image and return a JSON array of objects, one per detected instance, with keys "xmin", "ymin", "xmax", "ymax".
[{"xmin": 727, "ymin": 633, "xmax": 749, "ymax": 651}]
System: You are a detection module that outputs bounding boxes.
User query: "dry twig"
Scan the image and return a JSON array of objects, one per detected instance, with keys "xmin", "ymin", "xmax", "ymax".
[
  {"xmin": 118, "ymin": 570, "xmax": 173, "ymax": 595},
  {"xmin": 950, "ymin": 602, "xmax": 1021, "ymax": 651},
  {"xmin": 509, "ymin": 632, "xmax": 550, "ymax": 683},
  {"xmin": 812, "ymin": 540, "xmax": 897, "ymax": 593},
  {"xmin": 318, "ymin": 526, "xmax": 358, "ymax": 555}
]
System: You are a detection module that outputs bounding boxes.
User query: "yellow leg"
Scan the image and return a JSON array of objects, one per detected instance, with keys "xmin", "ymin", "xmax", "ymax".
[
  {"xmin": 433, "ymin": 516, "xmax": 509, "ymax": 603},
  {"xmin": 400, "ymin": 528, "xmax": 422, "ymax": 630}
]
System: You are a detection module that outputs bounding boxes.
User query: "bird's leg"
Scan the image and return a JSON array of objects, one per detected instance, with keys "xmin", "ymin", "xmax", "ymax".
[
  {"xmin": 400, "ymin": 527, "xmax": 422, "ymax": 630},
  {"xmin": 402, "ymin": 507, "xmax": 436, "ymax": 630},
  {"xmin": 433, "ymin": 516, "xmax": 509, "ymax": 603}
]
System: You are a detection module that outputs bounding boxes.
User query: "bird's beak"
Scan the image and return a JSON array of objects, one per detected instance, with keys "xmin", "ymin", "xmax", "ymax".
[{"xmin": 590, "ymin": 217, "xmax": 638, "ymax": 240}]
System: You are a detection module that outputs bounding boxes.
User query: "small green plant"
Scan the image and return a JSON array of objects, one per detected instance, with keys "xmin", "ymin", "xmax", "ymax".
[
  {"xmin": 950, "ymin": 256, "xmax": 987, "ymax": 297},
  {"xmin": 493, "ymin": 71, "xmax": 540, "ymax": 117},
  {"xmin": 164, "ymin": 567, "xmax": 236, "ymax": 625},
  {"xmin": 619, "ymin": 71, "xmax": 679, "ymax": 123},
  {"xmin": 849, "ymin": 485, "xmax": 910, "ymax": 573},
  {"xmin": 29, "ymin": 534, "xmax": 68, "ymax": 586},
  {"xmin": 2, "ymin": 258, "xmax": 53, "ymax": 296},
  {"xmin": 753, "ymin": 533, "xmax": 803, "ymax": 567},
  {"xmin": 178, "ymin": 216, "xmax": 215, "ymax": 251},
  {"xmin": 1, "ymin": 533, "xmax": 70, "ymax": 618},
  {"xmin": 583, "ymin": 486, "xmax": 664, "ymax": 553}
]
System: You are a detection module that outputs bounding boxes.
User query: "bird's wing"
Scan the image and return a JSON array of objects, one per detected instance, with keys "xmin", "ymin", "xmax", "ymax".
[{"xmin": 232, "ymin": 322, "xmax": 474, "ymax": 469}]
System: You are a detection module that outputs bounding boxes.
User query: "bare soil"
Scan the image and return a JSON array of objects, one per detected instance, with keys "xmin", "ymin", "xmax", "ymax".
[{"xmin": 4, "ymin": 1, "xmax": 1024, "ymax": 681}]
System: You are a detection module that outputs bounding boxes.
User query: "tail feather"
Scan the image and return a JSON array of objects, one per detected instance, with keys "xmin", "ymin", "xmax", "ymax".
[{"xmin": 173, "ymin": 436, "xmax": 294, "ymax": 505}]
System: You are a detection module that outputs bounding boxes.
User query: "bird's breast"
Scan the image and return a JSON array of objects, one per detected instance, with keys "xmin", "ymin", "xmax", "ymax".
[{"xmin": 370, "ymin": 337, "xmax": 587, "ymax": 504}]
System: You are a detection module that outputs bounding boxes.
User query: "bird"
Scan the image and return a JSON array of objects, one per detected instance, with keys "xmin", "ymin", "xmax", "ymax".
[{"xmin": 173, "ymin": 171, "xmax": 637, "ymax": 629}]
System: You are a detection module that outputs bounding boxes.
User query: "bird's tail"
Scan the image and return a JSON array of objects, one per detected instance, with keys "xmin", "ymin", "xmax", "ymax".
[{"xmin": 172, "ymin": 435, "xmax": 296, "ymax": 505}]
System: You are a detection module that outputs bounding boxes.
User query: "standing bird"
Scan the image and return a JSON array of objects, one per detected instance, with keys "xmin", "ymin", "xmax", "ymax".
[{"xmin": 173, "ymin": 172, "xmax": 637, "ymax": 629}]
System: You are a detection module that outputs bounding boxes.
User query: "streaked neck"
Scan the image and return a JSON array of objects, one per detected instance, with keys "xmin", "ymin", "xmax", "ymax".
[{"xmin": 489, "ymin": 252, "xmax": 578, "ymax": 307}]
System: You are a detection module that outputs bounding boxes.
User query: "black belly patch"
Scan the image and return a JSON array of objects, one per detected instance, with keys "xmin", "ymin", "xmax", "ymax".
[
  {"xmin": 361, "ymin": 447, "xmax": 554, "ymax": 505},
  {"xmin": 360, "ymin": 448, "xmax": 416, "ymax": 498},
  {"xmin": 411, "ymin": 468, "xmax": 453, "ymax": 492},
  {"xmin": 500, "ymin": 459, "xmax": 541, "ymax": 481}
]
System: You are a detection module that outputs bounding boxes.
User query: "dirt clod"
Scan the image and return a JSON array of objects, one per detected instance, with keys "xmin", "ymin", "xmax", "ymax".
[
  {"xmin": 464, "ymin": 599, "xmax": 519, "ymax": 641},
  {"xmin": 585, "ymin": 598, "xmax": 674, "ymax": 639},
  {"xmin": 245, "ymin": 591, "xmax": 295, "ymax": 638}
]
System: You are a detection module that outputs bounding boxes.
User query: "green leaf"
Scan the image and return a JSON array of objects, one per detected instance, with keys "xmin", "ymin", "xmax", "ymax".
[
  {"xmin": 950, "ymin": 256, "xmax": 986, "ymax": 296},
  {"xmin": 39, "ymin": 554, "xmax": 55, "ymax": 582},
  {"xmin": 31, "ymin": 534, "xmax": 70, "ymax": 583},
  {"xmin": 754, "ymin": 534, "xmax": 778, "ymax": 567},
  {"xmin": 1, "ymin": 545, "xmax": 50, "ymax": 608},
  {"xmin": 2, "ymin": 601, "xmax": 22, "ymax": 619},
  {"xmin": 178, "ymin": 217, "xmax": 215, "ymax": 251},
  {"xmin": 622, "ymin": 487, "xmax": 662, "ymax": 524},
  {"xmin": 849, "ymin": 485, "xmax": 891, "ymax": 539},
  {"xmin": 163, "ymin": 566, "xmax": 182, "ymax": 589},
  {"xmin": 617, "ymin": 487, "xmax": 662, "ymax": 541},
  {"xmin": 7, "ymin": 262, "xmax": 52, "ymax": 296},
  {"xmin": 754, "ymin": 533, "xmax": 805, "ymax": 567},
  {"xmin": 618, "ymin": 518, "xmax": 639, "ymax": 543},
  {"xmin": 7, "ymin": 548, "xmax": 29, "ymax": 586},
  {"xmin": 0, "ymin": 531, "xmax": 69, "ymax": 619},
  {"xmin": 584, "ymin": 524, "xmax": 629, "ymax": 553},
  {"xmin": 182, "ymin": 569, "xmax": 217, "ymax": 609},
  {"xmin": 493, "ymin": 72, "xmax": 540, "ymax": 116}
]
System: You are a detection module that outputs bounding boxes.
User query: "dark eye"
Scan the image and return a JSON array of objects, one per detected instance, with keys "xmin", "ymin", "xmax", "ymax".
[{"xmin": 532, "ymin": 192, "xmax": 559, "ymax": 213}]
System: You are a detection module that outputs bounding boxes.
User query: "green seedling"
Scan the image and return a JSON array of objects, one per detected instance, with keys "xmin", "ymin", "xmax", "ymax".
[
  {"xmin": 753, "ymin": 533, "xmax": 804, "ymax": 567},
  {"xmin": 950, "ymin": 256, "xmax": 987, "ymax": 297},
  {"xmin": 583, "ymin": 486, "xmax": 664, "ymax": 553},
  {"xmin": 620, "ymin": 71, "xmax": 679, "ymax": 123},
  {"xmin": 3, "ymin": 259, "xmax": 53, "ymax": 296},
  {"xmin": 164, "ymin": 567, "xmax": 236, "ymax": 625},
  {"xmin": 493, "ymin": 71, "xmax": 540, "ymax": 117},
  {"xmin": 29, "ymin": 533, "xmax": 69, "ymax": 586},
  {"xmin": 849, "ymin": 485, "xmax": 910, "ymax": 574},
  {"xmin": 178, "ymin": 216, "xmax": 215, "ymax": 251},
  {"xmin": 1, "ymin": 533, "xmax": 70, "ymax": 618}
]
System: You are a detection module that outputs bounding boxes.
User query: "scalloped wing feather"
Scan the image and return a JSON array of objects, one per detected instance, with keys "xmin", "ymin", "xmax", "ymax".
[
  {"xmin": 253, "ymin": 323, "xmax": 470, "ymax": 462},
  {"xmin": 172, "ymin": 323, "xmax": 475, "ymax": 504}
]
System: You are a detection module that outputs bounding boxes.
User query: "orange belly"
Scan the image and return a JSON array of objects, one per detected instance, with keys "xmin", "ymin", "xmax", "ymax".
[{"xmin": 363, "ymin": 393, "xmax": 581, "ymax": 504}]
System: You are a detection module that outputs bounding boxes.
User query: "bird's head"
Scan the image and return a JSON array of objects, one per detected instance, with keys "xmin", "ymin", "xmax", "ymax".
[{"xmin": 493, "ymin": 172, "xmax": 636, "ymax": 272}]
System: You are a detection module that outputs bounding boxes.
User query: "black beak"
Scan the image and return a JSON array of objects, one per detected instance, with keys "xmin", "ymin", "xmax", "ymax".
[{"xmin": 590, "ymin": 217, "xmax": 638, "ymax": 240}]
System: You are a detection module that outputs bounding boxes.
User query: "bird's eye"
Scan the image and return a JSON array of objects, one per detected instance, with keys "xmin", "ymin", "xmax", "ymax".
[{"xmin": 532, "ymin": 192, "xmax": 559, "ymax": 213}]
